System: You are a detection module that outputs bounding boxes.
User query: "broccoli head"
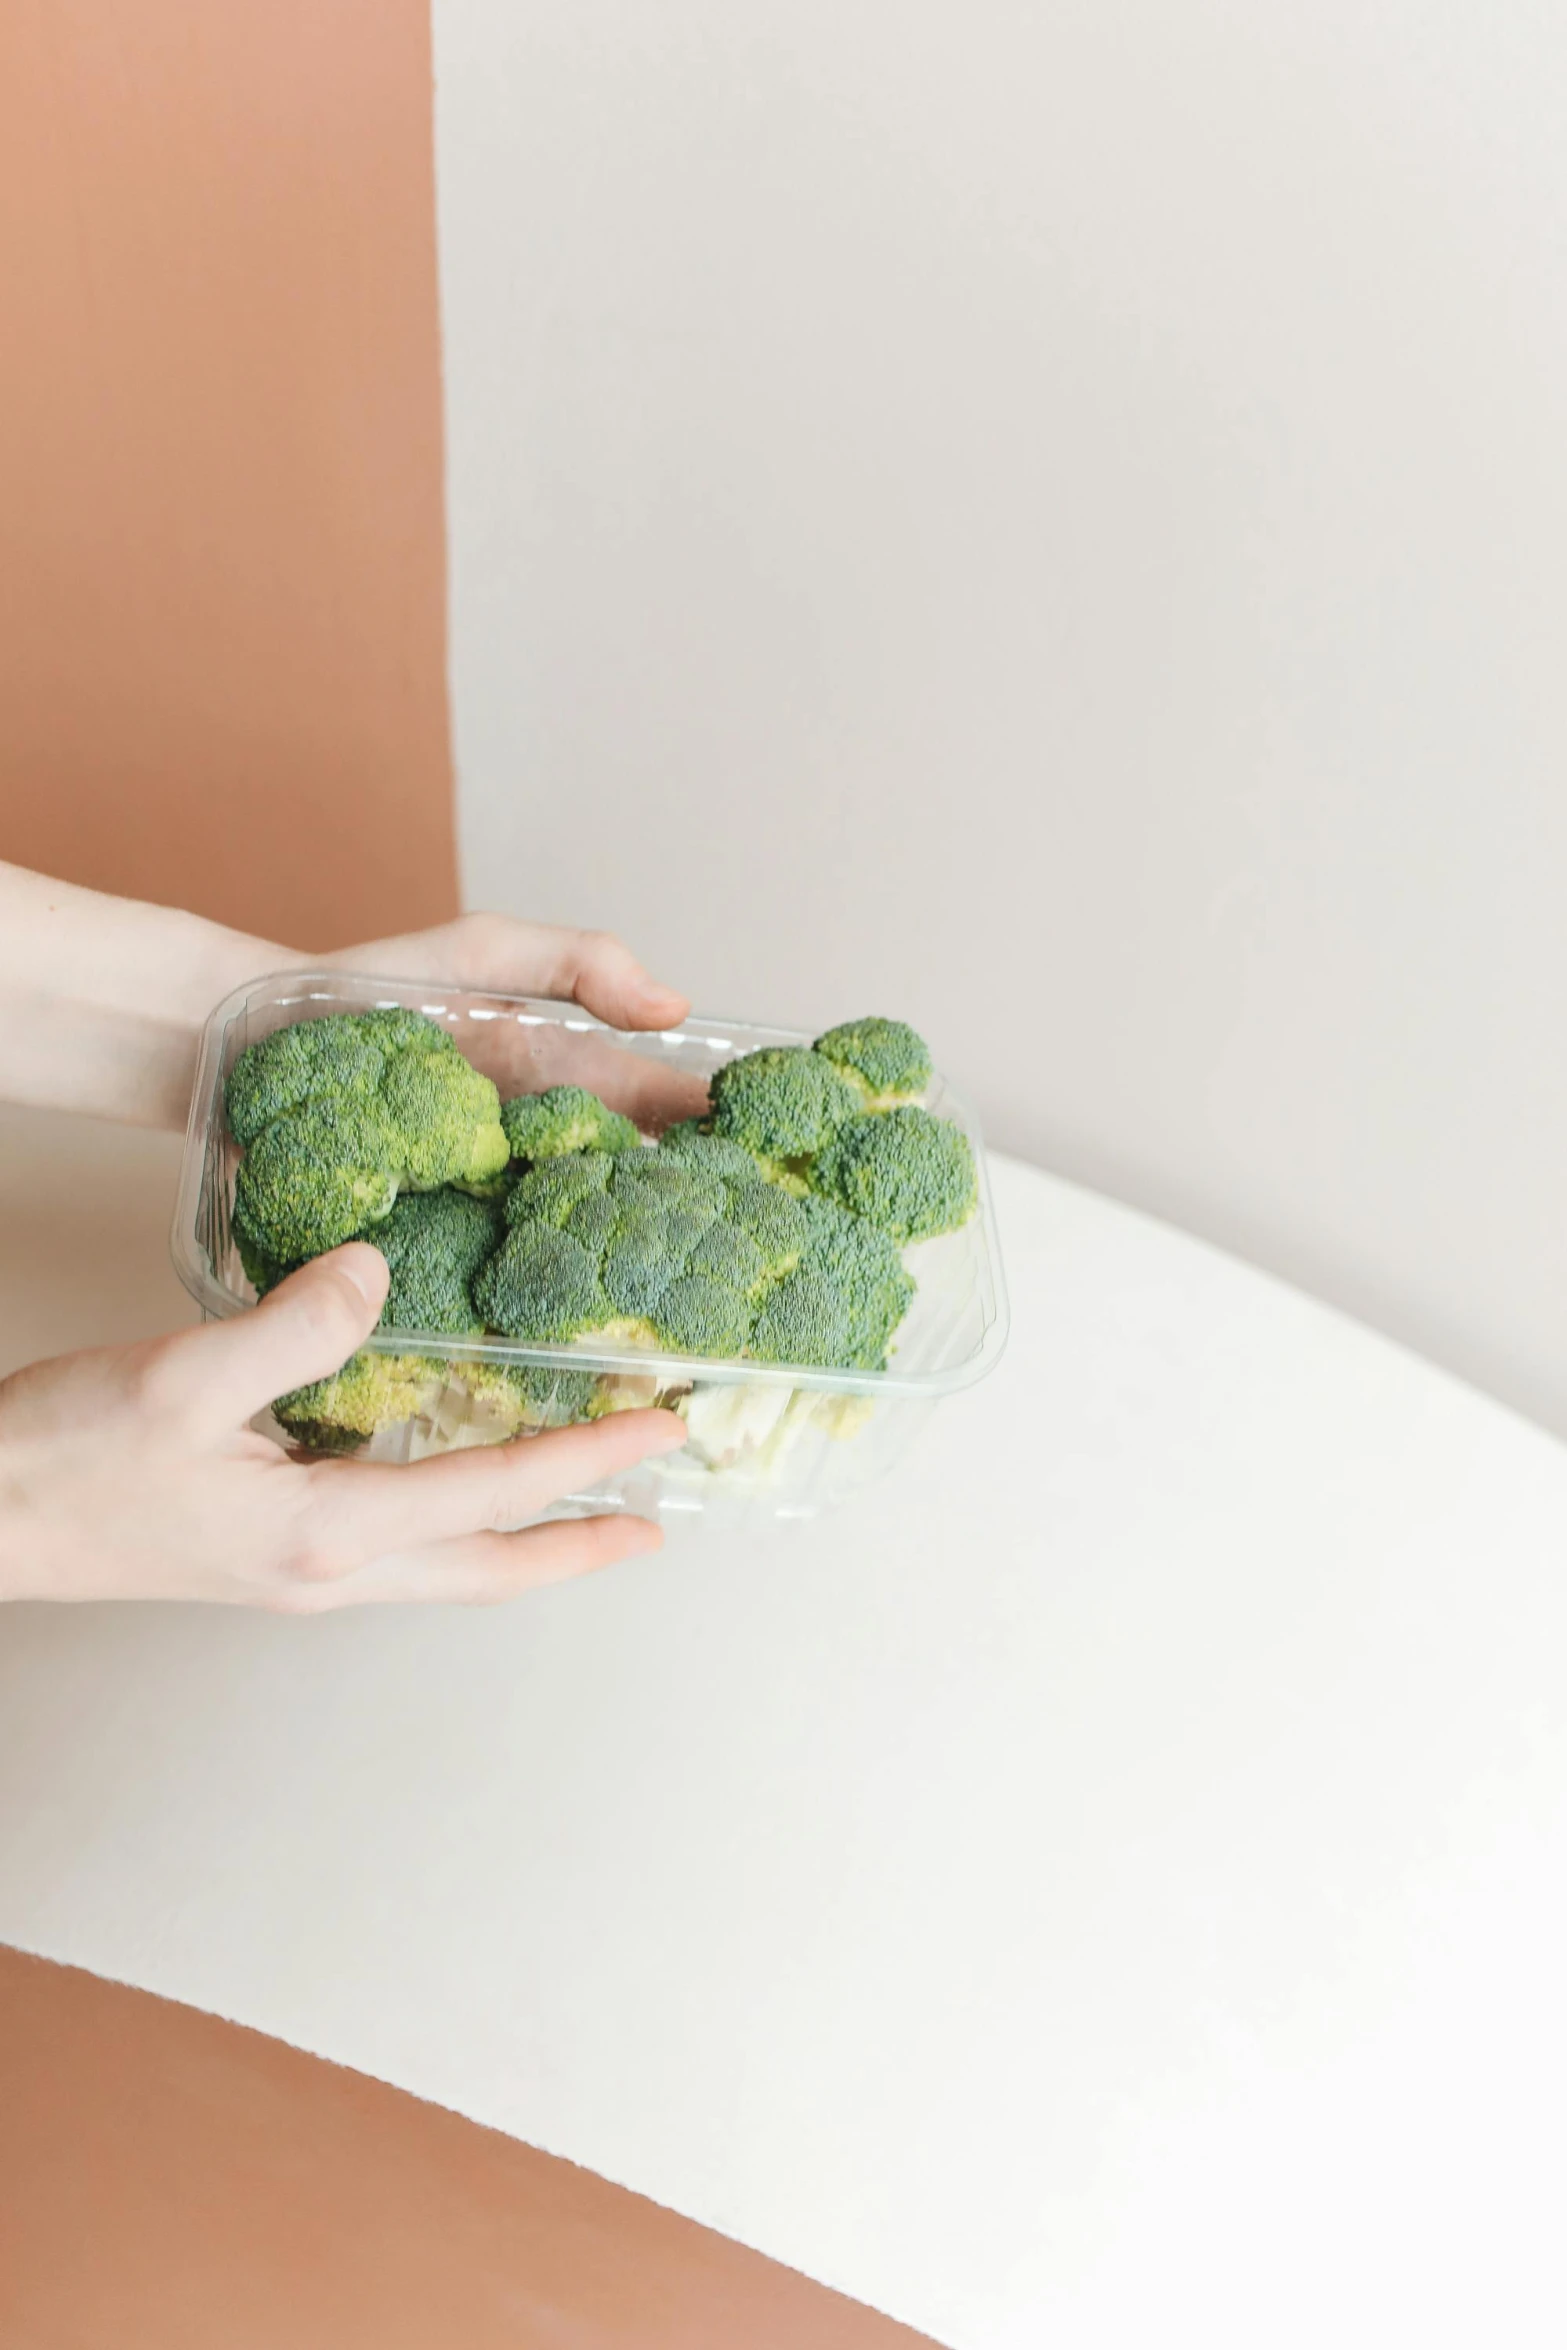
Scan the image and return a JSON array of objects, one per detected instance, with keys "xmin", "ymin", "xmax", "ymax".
[
  {"xmin": 505, "ymin": 1150, "xmax": 614, "ymax": 1230},
  {"xmin": 686, "ymin": 1218, "xmax": 770, "ymax": 1298},
  {"xmin": 225, "ymin": 1012, "xmax": 389, "ymax": 1146},
  {"xmin": 797, "ymin": 1194, "xmax": 916, "ymax": 1369},
  {"xmin": 601, "ymin": 1204, "xmax": 685, "ymax": 1320},
  {"xmin": 234, "ymin": 1097, "xmax": 404, "ymax": 1263},
  {"xmin": 380, "ymin": 1048, "xmax": 512, "ymax": 1193},
  {"xmin": 811, "ymin": 1106, "xmax": 978, "ymax": 1243},
  {"xmin": 748, "ymin": 1272, "xmax": 854, "ymax": 1368},
  {"xmin": 651, "ymin": 1274, "xmax": 753, "ymax": 1358},
  {"xmin": 707, "ymin": 1046, "xmax": 859, "ymax": 1175},
  {"xmin": 500, "ymin": 1085, "xmax": 640, "ymax": 1163},
  {"xmin": 273, "ymin": 1348, "xmax": 434, "ymax": 1454},
  {"xmin": 563, "ymin": 1189, "xmax": 622, "ymax": 1255},
  {"xmin": 658, "ymin": 1122, "xmax": 759, "ymax": 1182},
  {"xmin": 231, "ymin": 1185, "xmax": 293, "ymax": 1297},
  {"xmin": 723, "ymin": 1177, "xmax": 808, "ymax": 1280},
  {"xmin": 812, "ymin": 1017, "xmax": 932, "ymax": 1109},
  {"xmin": 373, "ymin": 1188, "xmax": 502, "ymax": 1335},
  {"xmin": 609, "ymin": 1151, "xmax": 726, "ymax": 1222},
  {"xmin": 226, "ymin": 1009, "xmax": 508, "ymax": 1262},
  {"xmin": 472, "ymin": 1224, "xmax": 611, "ymax": 1343}
]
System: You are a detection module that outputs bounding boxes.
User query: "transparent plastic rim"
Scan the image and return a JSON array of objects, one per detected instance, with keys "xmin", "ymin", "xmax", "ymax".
[{"xmin": 170, "ymin": 970, "xmax": 1012, "ymax": 1402}]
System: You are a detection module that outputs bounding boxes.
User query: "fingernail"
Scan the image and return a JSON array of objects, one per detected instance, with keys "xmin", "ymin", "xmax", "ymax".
[{"xmin": 646, "ymin": 1417, "xmax": 688, "ymax": 1452}]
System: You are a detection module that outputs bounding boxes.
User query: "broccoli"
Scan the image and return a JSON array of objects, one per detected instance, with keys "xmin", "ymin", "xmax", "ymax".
[
  {"xmin": 225, "ymin": 1013, "xmax": 386, "ymax": 1147},
  {"xmin": 811, "ymin": 1106, "xmax": 977, "ymax": 1243},
  {"xmin": 651, "ymin": 1274, "xmax": 753, "ymax": 1358},
  {"xmin": 505, "ymin": 1151, "xmax": 613, "ymax": 1229},
  {"xmin": 658, "ymin": 1122, "xmax": 759, "ymax": 1182},
  {"xmin": 233, "ymin": 1001, "xmax": 972, "ymax": 1456},
  {"xmin": 231, "ymin": 1185, "xmax": 293, "ymax": 1297},
  {"xmin": 707, "ymin": 1047, "xmax": 859, "ymax": 1179},
  {"xmin": 723, "ymin": 1177, "xmax": 808, "ymax": 1280},
  {"xmin": 500, "ymin": 1085, "xmax": 640, "ymax": 1163},
  {"xmin": 601, "ymin": 1205, "xmax": 684, "ymax": 1320},
  {"xmin": 380, "ymin": 1048, "xmax": 513, "ymax": 1193},
  {"xmin": 609, "ymin": 1151, "xmax": 726, "ymax": 1222},
  {"xmin": 234, "ymin": 1097, "xmax": 405, "ymax": 1262},
  {"xmin": 563, "ymin": 1190, "xmax": 622, "ymax": 1255},
  {"xmin": 226, "ymin": 1008, "xmax": 508, "ymax": 1262},
  {"xmin": 797, "ymin": 1194, "xmax": 916, "ymax": 1369},
  {"xmin": 373, "ymin": 1188, "xmax": 502, "ymax": 1335},
  {"xmin": 273, "ymin": 1348, "xmax": 434, "ymax": 1454},
  {"xmin": 473, "ymin": 1224, "xmax": 611, "ymax": 1344},
  {"xmin": 459, "ymin": 1360, "xmax": 603, "ymax": 1432},
  {"xmin": 812, "ymin": 1017, "xmax": 932, "ymax": 1110},
  {"xmin": 686, "ymin": 1218, "xmax": 769, "ymax": 1298},
  {"xmin": 748, "ymin": 1272, "xmax": 854, "ymax": 1368}
]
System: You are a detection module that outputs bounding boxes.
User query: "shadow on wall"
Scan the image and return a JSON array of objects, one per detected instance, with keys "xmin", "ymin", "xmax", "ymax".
[{"xmin": 0, "ymin": 0, "xmax": 457, "ymax": 947}]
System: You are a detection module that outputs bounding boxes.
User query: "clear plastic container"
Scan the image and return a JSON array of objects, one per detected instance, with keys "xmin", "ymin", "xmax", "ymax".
[{"xmin": 171, "ymin": 973, "xmax": 1010, "ymax": 1530}]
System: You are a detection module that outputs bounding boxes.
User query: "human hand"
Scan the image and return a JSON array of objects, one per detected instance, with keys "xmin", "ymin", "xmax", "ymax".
[
  {"xmin": 0, "ymin": 1244, "xmax": 686, "ymax": 1609},
  {"xmin": 318, "ymin": 910, "xmax": 711, "ymax": 1129},
  {"xmin": 0, "ymin": 863, "xmax": 701, "ymax": 1129}
]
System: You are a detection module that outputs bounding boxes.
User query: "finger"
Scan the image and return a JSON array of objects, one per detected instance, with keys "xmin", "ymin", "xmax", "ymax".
[
  {"xmin": 156, "ymin": 1245, "xmax": 389, "ymax": 1433},
  {"xmin": 327, "ymin": 915, "xmax": 690, "ymax": 1032},
  {"xmin": 299, "ymin": 1407, "xmax": 688, "ymax": 1567},
  {"xmin": 513, "ymin": 1026, "xmax": 713, "ymax": 1129},
  {"xmin": 532, "ymin": 925, "xmax": 690, "ymax": 1032},
  {"xmin": 304, "ymin": 1513, "xmax": 664, "ymax": 1609}
]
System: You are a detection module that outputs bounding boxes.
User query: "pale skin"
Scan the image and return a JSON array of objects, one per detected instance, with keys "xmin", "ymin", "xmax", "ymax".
[{"xmin": 0, "ymin": 862, "xmax": 695, "ymax": 1609}]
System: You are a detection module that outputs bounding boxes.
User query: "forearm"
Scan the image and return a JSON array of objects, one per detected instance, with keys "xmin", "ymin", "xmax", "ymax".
[{"xmin": 0, "ymin": 864, "xmax": 302, "ymax": 1129}]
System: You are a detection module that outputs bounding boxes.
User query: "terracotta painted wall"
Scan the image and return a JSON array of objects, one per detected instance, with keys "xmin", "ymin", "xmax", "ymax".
[
  {"xmin": 0, "ymin": 0, "xmax": 458, "ymax": 946},
  {"xmin": 0, "ymin": 1951, "xmax": 944, "ymax": 2348}
]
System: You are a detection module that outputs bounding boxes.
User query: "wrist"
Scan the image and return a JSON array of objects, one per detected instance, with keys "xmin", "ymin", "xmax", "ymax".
[{"xmin": 0, "ymin": 864, "xmax": 306, "ymax": 1129}]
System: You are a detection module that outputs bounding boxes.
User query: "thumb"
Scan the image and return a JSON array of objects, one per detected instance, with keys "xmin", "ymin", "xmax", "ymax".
[{"xmin": 179, "ymin": 1243, "xmax": 390, "ymax": 1433}]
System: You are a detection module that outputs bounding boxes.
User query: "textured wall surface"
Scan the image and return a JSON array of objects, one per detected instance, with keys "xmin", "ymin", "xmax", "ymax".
[
  {"xmin": 436, "ymin": 0, "xmax": 1567, "ymax": 1439},
  {"xmin": 0, "ymin": 0, "xmax": 457, "ymax": 945}
]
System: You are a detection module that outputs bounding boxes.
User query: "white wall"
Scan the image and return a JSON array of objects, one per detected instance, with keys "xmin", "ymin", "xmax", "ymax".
[{"xmin": 434, "ymin": 1, "xmax": 1567, "ymax": 1439}]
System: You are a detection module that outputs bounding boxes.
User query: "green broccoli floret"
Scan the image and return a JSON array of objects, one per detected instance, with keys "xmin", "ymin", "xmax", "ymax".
[
  {"xmin": 380, "ymin": 1048, "xmax": 512, "ymax": 1193},
  {"xmin": 609, "ymin": 1152, "xmax": 726, "ymax": 1222},
  {"xmin": 812, "ymin": 1017, "xmax": 932, "ymax": 1109},
  {"xmin": 708, "ymin": 1047, "xmax": 859, "ymax": 1176},
  {"xmin": 658, "ymin": 1122, "xmax": 759, "ymax": 1181},
  {"xmin": 234, "ymin": 1097, "xmax": 404, "ymax": 1262},
  {"xmin": 225, "ymin": 1013, "xmax": 387, "ymax": 1147},
  {"xmin": 273, "ymin": 1349, "xmax": 434, "ymax": 1454},
  {"xmin": 373, "ymin": 1188, "xmax": 502, "ymax": 1335},
  {"xmin": 473, "ymin": 1225, "xmax": 611, "ymax": 1343},
  {"xmin": 686, "ymin": 1219, "xmax": 769, "ymax": 1298},
  {"xmin": 652, "ymin": 1275, "xmax": 753, "ymax": 1358},
  {"xmin": 748, "ymin": 1272, "xmax": 854, "ymax": 1368},
  {"xmin": 797, "ymin": 1194, "xmax": 916, "ymax": 1369},
  {"xmin": 811, "ymin": 1107, "xmax": 977, "ymax": 1243},
  {"xmin": 231, "ymin": 1185, "xmax": 293, "ymax": 1297},
  {"xmin": 505, "ymin": 1151, "xmax": 614, "ymax": 1229},
  {"xmin": 563, "ymin": 1191, "xmax": 622, "ymax": 1255},
  {"xmin": 226, "ymin": 1009, "xmax": 509, "ymax": 1262},
  {"xmin": 500, "ymin": 1085, "xmax": 641, "ymax": 1163},
  {"xmin": 601, "ymin": 1205, "xmax": 684, "ymax": 1319},
  {"xmin": 724, "ymin": 1177, "xmax": 808, "ymax": 1280}
]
